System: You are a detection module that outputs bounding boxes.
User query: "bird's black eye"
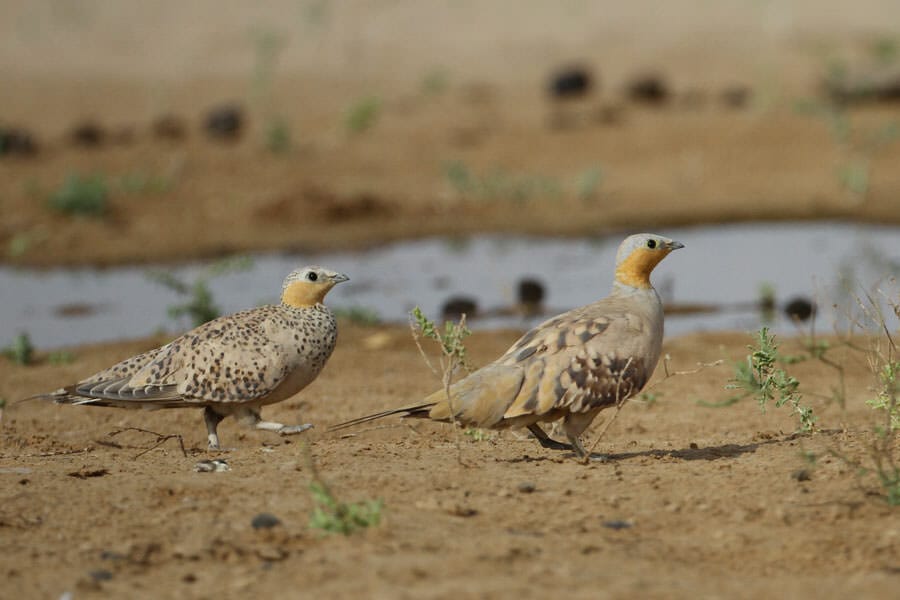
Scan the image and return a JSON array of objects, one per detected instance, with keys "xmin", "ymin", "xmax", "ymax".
[
  {"xmin": 306, "ymin": 271, "xmax": 318, "ymax": 282},
  {"xmin": 646, "ymin": 239, "xmax": 657, "ymax": 249}
]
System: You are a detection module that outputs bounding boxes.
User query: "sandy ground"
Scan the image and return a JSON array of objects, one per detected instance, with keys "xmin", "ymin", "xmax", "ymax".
[
  {"xmin": 1, "ymin": 3, "xmax": 899, "ymax": 599},
  {"xmin": 1, "ymin": 324, "xmax": 898, "ymax": 599}
]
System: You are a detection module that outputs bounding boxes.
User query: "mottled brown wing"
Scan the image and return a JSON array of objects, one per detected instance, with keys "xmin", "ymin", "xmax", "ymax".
[{"xmin": 501, "ymin": 314, "xmax": 648, "ymax": 419}]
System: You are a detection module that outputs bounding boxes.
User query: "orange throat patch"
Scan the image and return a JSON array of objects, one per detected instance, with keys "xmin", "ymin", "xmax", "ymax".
[
  {"xmin": 282, "ymin": 281, "xmax": 332, "ymax": 308},
  {"xmin": 614, "ymin": 247, "xmax": 668, "ymax": 289}
]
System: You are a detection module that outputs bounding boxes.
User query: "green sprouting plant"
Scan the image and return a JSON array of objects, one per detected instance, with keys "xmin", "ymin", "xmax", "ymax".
[
  {"xmin": 332, "ymin": 306, "xmax": 381, "ymax": 326},
  {"xmin": 867, "ymin": 360, "xmax": 900, "ymax": 430},
  {"xmin": 464, "ymin": 427, "xmax": 492, "ymax": 441},
  {"xmin": 411, "ymin": 307, "xmax": 473, "ymax": 462},
  {"xmin": 265, "ymin": 116, "xmax": 292, "ymax": 154},
  {"xmin": 303, "ymin": 441, "xmax": 383, "ymax": 535},
  {"xmin": 576, "ymin": 166, "xmax": 603, "ymax": 202},
  {"xmin": 345, "ymin": 96, "xmax": 381, "ymax": 134},
  {"xmin": 412, "ymin": 306, "xmax": 471, "ymax": 372},
  {"xmin": 421, "ymin": 68, "xmax": 449, "ymax": 95},
  {"xmin": 146, "ymin": 256, "xmax": 253, "ymax": 327},
  {"xmin": 3, "ymin": 333, "xmax": 34, "ymax": 366},
  {"xmin": 443, "ymin": 161, "xmax": 605, "ymax": 204},
  {"xmin": 48, "ymin": 173, "xmax": 108, "ymax": 217},
  {"xmin": 48, "ymin": 350, "xmax": 75, "ymax": 366},
  {"xmin": 724, "ymin": 327, "xmax": 816, "ymax": 433}
]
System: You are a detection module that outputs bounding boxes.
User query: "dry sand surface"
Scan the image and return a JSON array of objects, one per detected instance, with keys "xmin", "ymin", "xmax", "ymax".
[
  {"xmin": 1, "ymin": 2, "xmax": 899, "ymax": 599},
  {"xmin": 2, "ymin": 325, "xmax": 899, "ymax": 599}
]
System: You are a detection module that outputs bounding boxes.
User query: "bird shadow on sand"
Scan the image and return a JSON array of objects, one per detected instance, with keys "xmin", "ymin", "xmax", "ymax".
[{"xmin": 502, "ymin": 431, "xmax": 810, "ymax": 464}]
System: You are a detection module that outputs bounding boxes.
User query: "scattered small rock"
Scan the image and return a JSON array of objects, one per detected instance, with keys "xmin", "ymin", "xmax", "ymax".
[
  {"xmin": 517, "ymin": 482, "xmax": 536, "ymax": 494},
  {"xmin": 152, "ymin": 114, "xmax": 187, "ymax": 140},
  {"xmin": 791, "ymin": 469, "xmax": 812, "ymax": 482},
  {"xmin": 194, "ymin": 459, "xmax": 230, "ymax": 473},
  {"xmin": 0, "ymin": 126, "xmax": 38, "ymax": 156},
  {"xmin": 204, "ymin": 103, "xmax": 244, "ymax": 140},
  {"xmin": 442, "ymin": 296, "xmax": 478, "ymax": 321},
  {"xmin": 182, "ymin": 573, "xmax": 197, "ymax": 584},
  {"xmin": 602, "ymin": 519, "xmax": 633, "ymax": 530},
  {"xmin": 784, "ymin": 297, "xmax": 816, "ymax": 322},
  {"xmin": 517, "ymin": 278, "xmax": 545, "ymax": 308},
  {"xmin": 548, "ymin": 65, "xmax": 593, "ymax": 100},
  {"xmin": 67, "ymin": 467, "xmax": 109, "ymax": 479},
  {"xmin": 88, "ymin": 569, "xmax": 113, "ymax": 582},
  {"xmin": 251, "ymin": 512, "xmax": 282, "ymax": 530},
  {"xmin": 689, "ymin": 442, "xmax": 699, "ymax": 450},
  {"xmin": 626, "ymin": 73, "xmax": 670, "ymax": 105},
  {"xmin": 70, "ymin": 121, "xmax": 106, "ymax": 147}
]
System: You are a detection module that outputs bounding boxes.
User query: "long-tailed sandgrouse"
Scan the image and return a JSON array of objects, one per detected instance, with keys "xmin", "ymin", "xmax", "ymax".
[
  {"xmin": 331, "ymin": 233, "xmax": 683, "ymax": 458},
  {"xmin": 34, "ymin": 266, "xmax": 348, "ymax": 449}
]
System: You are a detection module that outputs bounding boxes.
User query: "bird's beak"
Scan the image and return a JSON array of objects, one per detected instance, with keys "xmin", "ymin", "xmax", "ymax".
[
  {"xmin": 665, "ymin": 240, "xmax": 685, "ymax": 251},
  {"xmin": 330, "ymin": 272, "xmax": 350, "ymax": 284}
]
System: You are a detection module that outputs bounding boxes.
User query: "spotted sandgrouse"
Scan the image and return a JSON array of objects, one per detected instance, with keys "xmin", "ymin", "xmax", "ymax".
[
  {"xmin": 35, "ymin": 266, "xmax": 348, "ymax": 449},
  {"xmin": 331, "ymin": 234, "xmax": 683, "ymax": 458}
]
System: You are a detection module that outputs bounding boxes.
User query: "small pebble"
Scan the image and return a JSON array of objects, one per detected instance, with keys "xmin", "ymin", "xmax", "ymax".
[
  {"xmin": 517, "ymin": 482, "xmax": 536, "ymax": 494},
  {"xmin": 194, "ymin": 459, "xmax": 230, "ymax": 473},
  {"xmin": 791, "ymin": 469, "xmax": 811, "ymax": 482},
  {"xmin": 602, "ymin": 519, "xmax": 632, "ymax": 530},
  {"xmin": 204, "ymin": 103, "xmax": 244, "ymax": 140},
  {"xmin": 251, "ymin": 512, "xmax": 282, "ymax": 530},
  {"xmin": 88, "ymin": 569, "xmax": 113, "ymax": 582}
]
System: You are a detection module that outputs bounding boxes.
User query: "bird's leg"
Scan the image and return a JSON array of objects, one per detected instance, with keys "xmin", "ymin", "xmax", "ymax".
[
  {"xmin": 527, "ymin": 423, "xmax": 572, "ymax": 451},
  {"xmin": 236, "ymin": 407, "xmax": 314, "ymax": 436},
  {"xmin": 563, "ymin": 411, "xmax": 608, "ymax": 462},
  {"xmin": 204, "ymin": 406, "xmax": 226, "ymax": 450}
]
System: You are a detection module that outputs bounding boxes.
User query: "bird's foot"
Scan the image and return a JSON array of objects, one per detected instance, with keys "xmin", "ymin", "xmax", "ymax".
[
  {"xmin": 253, "ymin": 420, "xmax": 314, "ymax": 436},
  {"xmin": 527, "ymin": 423, "xmax": 572, "ymax": 451},
  {"xmin": 277, "ymin": 423, "xmax": 314, "ymax": 436}
]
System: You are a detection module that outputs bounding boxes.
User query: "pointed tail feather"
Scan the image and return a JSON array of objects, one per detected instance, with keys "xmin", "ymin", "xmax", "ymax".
[{"xmin": 328, "ymin": 402, "xmax": 436, "ymax": 432}]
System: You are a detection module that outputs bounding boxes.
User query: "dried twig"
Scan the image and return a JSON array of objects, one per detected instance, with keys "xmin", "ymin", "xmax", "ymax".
[{"xmin": 107, "ymin": 427, "xmax": 187, "ymax": 459}]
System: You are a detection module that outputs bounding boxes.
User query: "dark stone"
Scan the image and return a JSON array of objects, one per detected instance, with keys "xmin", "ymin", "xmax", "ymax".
[
  {"xmin": 441, "ymin": 296, "xmax": 478, "ymax": 321},
  {"xmin": 548, "ymin": 65, "xmax": 593, "ymax": 99},
  {"xmin": 204, "ymin": 103, "xmax": 244, "ymax": 140},
  {"xmin": 791, "ymin": 469, "xmax": 812, "ymax": 482},
  {"xmin": 153, "ymin": 114, "xmax": 187, "ymax": 140},
  {"xmin": 251, "ymin": 512, "xmax": 282, "ymax": 530},
  {"xmin": 517, "ymin": 482, "xmax": 536, "ymax": 493},
  {"xmin": 89, "ymin": 569, "xmax": 113, "ymax": 582},
  {"xmin": 70, "ymin": 121, "xmax": 106, "ymax": 147},
  {"xmin": 0, "ymin": 126, "xmax": 38, "ymax": 156},
  {"xmin": 602, "ymin": 519, "xmax": 633, "ymax": 530},
  {"xmin": 626, "ymin": 73, "xmax": 670, "ymax": 105},
  {"xmin": 784, "ymin": 297, "xmax": 816, "ymax": 322},
  {"xmin": 517, "ymin": 278, "xmax": 545, "ymax": 306}
]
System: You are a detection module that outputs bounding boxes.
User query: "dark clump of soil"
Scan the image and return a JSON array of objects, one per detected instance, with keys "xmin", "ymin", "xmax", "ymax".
[
  {"xmin": 547, "ymin": 65, "xmax": 593, "ymax": 99},
  {"xmin": 626, "ymin": 73, "xmax": 670, "ymax": 105},
  {"xmin": 0, "ymin": 126, "xmax": 38, "ymax": 156},
  {"xmin": 203, "ymin": 103, "xmax": 244, "ymax": 141}
]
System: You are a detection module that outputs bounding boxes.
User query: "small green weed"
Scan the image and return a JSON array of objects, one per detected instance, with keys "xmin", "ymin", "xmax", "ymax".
[
  {"xmin": 48, "ymin": 173, "xmax": 108, "ymax": 217},
  {"xmin": 3, "ymin": 333, "xmax": 35, "ymax": 366},
  {"xmin": 443, "ymin": 161, "xmax": 603, "ymax": 204},
  {"xmin": 412, "ymin": 306, "xmax": 471, "ymax": 371},
  {"xmin": 421, "ymin": 68, "xmax": 449, "ymax": 95},
  {"xmin": 265, "ymin": 117, "xmax": 292, "ymax": 154},
  {"xmin": 464, "ymin": 427, "xmax": 492, "ymax": 441},
  {"xmin": 48, "ymin": 350, "xmax": 75, "ymax": 366},
  {"xmin": 345, "ymin": 96, "xmax": 381, "ymax": 134},
  {"xmin": 304, "ymin": 441, "xmax": 383, "ymax": 535},
  {"xmin": 724, "ymin": 327, "xmax": 816, "ymax": 433},
  {"xmin": 146, "ymin": 256, "xmax": 253, "ymax": 327}
]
